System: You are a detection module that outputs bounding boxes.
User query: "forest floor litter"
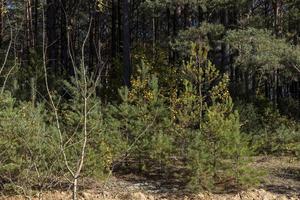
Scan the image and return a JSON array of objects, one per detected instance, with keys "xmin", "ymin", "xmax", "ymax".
[{"xmin": 1, "ymin": 156, "xmax": 299, "ymax": 200}]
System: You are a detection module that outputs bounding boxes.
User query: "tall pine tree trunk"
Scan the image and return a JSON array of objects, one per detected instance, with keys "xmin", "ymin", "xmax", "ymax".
[
  {"xmin": 34, "ymin": 0, "xmax": 39, "ymax": 48},
  {"xmin": 60, "ymin": 0, "xmax": 69, "ymax": 74},
  {"xmin": 46, "ymin": 0, "xmax": 59, "ymax": 74},
  {"xmin": 167, "ymin": 7, "xmax": 171, "ymax": 65},
  {"xmin": 0, "ymin": 0, "xmax": 3, "ymax": 47},
  {"xmin": 112, "ymin": 0, "xmax": 117, "ymax": 59},
  {"xmin": 122, "ymin": 0, "xmax": 131, "ymax": 87},
  {"xmin": 221, "ymin": 8, "xmax": 230, "ymax": 73},
  {"xmin": 272, "ymin": 0, "xmax": 283, "ymax": 36},
  {"xmin": 118, "ymin": 0, "xmax": 122, "ymax": 55},
  {"xmin": 26, "ymin": 0, "xmax": 34, "ymax": 49}
]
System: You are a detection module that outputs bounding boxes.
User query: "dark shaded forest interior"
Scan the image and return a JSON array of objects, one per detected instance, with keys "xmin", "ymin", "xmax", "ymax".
[{"xmin": 0, "ymin": 0, "xmax": 300, "ymax": 199}]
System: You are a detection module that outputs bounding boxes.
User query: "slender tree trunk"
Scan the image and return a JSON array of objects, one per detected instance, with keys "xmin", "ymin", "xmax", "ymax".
[
  {"xmin": 26, "ymin": 0, "xmax": 34, "ymax": 49},
  {"xmin": 173, "ymin": 7, "xmax": 177, "ymax": 37},
  {"xmin": 118, "ymin": 0, "xmax": 122, "ymax": 55},
  {"xmin": 0, "ymin": 0, "xmax": 4, "ymax": 47},
  {"xmin": 220, "ymin": 9, "xmax": 230, "ymax": 73},
  {"xmin": 184, "ymin": 4, "xmax": 188, "ymax": 28},
  {"xmin": 167, "ymin": 7, "xmax": 171, "ymax": 65},
  {"xmin": 198, "ymin": 5, "xmax": 204, "ymax": 26},
  {"xmin": 298, "ymin": 81, "xmax": 300, "ymax": 118},
  {"xmin": 46, "ymin": 0, "xmax": 58, "ymax": 74},
  {"xmin": 122, "ymin": 0, "xmax": 131, "ymax": 87},
  {"xmin": 272, "ymin": 0, "xmax": 283, "ymax": 36},
  {"xmin": 135, "ymin": 0, "xmax": 139, "ymax": 42},
  {"xmin": 60, "ymin": 0, "xmax": 69, "ymax": 74},
  {"xmin": 252, "ymin": 71, "xmax": 257, "ymax": 97},
  {"xmin": 245, "ymin": 70, "xmax": 249, "ymax": 100},
  {"xmin": 88, "ymin": 7, "xmax": 94, "ymax": 71},
  {"xmin": 34, "ymin": 0, "xmax": 39, "ymax": 47},
  {"xmin": 172, "ymin": 7, "xmax": 178, "ymax": 64},
  {"xmin": 264, "ymin": 1, "xmax": 269, "ymax": 27},
  {"xmin": 112, "ymin": 0, "xmax": 117, "ymax": 58},
  {"xmin": 273, "ymin": 71, "xmax": 277, "ymax": 107},
  {"xmin": 73, "ymin": 178, "xmax": 78, "ymax": 200},
  {"xmin": 152, "ymin": 8, "xmax": 155, "ymax": 61}
]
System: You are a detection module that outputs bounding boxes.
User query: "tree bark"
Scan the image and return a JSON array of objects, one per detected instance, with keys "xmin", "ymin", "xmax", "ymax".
[
  {"xmin": 60, "ymin": 0, "xmax": 69, "ymax": 74},
  {"xmin": 122, "ymin": 0, "xmax": 131, "ymax": 87},
  {"xmin": 0, "ymin": 0, "xmax": 3, "ymax": 47},
  {"xmin": 34, "ymin": 0, "xmax": 39, "ymax": 47},
  {"xmin": 26, "ymin": 0, "xmax": 34, "ymax": 49},
  {"xmin": 46, "ymin": 0, "xmax": 59, "ymax": 74},
  {"xmin": 272, "ymin": 0, "xmax": 283, "ymax": 36},
  {"xmin": 112, "ymin": 0, "xmax": 117, "ymax": 59}
]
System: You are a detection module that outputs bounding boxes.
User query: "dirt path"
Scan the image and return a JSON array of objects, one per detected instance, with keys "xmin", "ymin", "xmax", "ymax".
[{"xmin": 254, "ymin": 156, "xmax": 300, "ymax": 198}]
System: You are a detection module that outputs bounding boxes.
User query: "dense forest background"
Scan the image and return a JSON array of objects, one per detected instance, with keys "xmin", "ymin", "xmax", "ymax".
[{"xmin": 0, "ymin": 0, "xmax": 300, "ymax": 199}]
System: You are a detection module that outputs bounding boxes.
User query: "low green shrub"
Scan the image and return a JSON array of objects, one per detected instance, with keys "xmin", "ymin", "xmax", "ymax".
[
  {"xmin": 236, "ymin": 100, "xmax": 300, "ymax": 156},
  {"xmin": 0, "ymin": 92, "xmax": 61, "ymax": 193}
]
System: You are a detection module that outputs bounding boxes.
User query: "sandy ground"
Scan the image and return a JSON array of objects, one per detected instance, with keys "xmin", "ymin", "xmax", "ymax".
[{"xmin": 1, "ymin": 156, "xmax": 299, "ymax": 200}]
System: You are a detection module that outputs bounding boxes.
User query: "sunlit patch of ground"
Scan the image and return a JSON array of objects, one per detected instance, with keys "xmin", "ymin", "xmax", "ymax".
[{"xmin": 1, "ymin": 156, "xmax": 299, "ymax": 200}]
